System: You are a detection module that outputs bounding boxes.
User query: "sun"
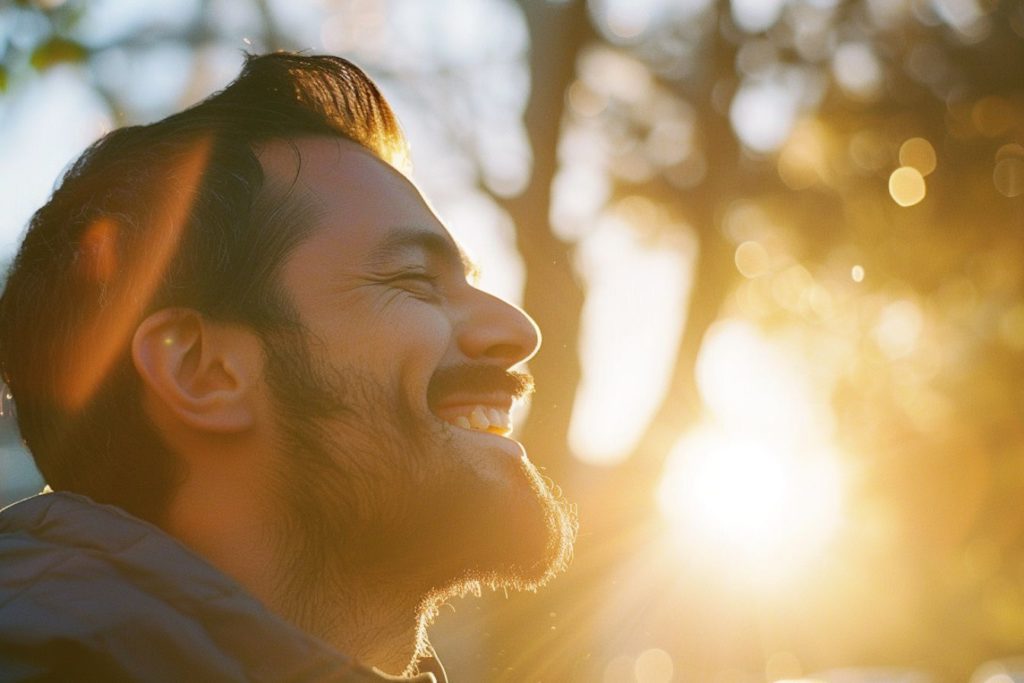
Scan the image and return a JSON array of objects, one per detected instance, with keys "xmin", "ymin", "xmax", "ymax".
[
  {"xmin": 661, "ymin": 431, "xmax": 790, "ymax": 545},
  {"xmin": 654, "ymin": 319, "xmax": 848, "ymax": 583},
  {"xmin": 657, "ymin": 424, "xmax": 844, "ymax": 579}
]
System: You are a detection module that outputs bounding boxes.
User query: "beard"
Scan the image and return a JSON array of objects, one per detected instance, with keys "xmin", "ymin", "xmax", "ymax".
[{"xmin": 258, "ymin": 324, "xmax": 576, "ymax": 614}]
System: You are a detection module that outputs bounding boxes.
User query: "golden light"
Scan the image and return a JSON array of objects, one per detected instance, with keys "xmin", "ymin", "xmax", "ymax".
[
  {"xmin": 634, "ymin": 648, "xmax": 673, "ymax": 683},
  {"xmin": 889, "ymin": 166, "xmax": 926, "ymax": 207},
  {"xmin": 734, "ymin": 240, "xmax": 770, "ymax": 278},
  {"xmin": 655, "ymin": 320, "xmax": 847, "ymax": 582},
  {"xmin": 603, "ymin": 655, "xmax": 634, "ymax": 682},
  {"xmin": 657, "ymin": 425, "xmax": 845, "ymax": 577},
  {"xmin": 873, "ymin": 299, "xmax": 923, "ymax": 360},
  {"xmin": 777, "ymin": 119, "xmax": 831, "ymax": 190},
  {"xmin": 765, "ymin": 651, "xmax": 803, "ymax": 680},
  {"xmin": 851, "ymin": 264, "xmax": 865, "ymax": 282},
  {"xmin": 772, "ymin": 264, "xmax": 814, "ymax": 312}
]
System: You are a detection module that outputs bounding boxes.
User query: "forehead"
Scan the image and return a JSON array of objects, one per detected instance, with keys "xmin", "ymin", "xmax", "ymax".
[{"xmin": 258, "ymin": 136, "xmax": 454, "ymax": 259}]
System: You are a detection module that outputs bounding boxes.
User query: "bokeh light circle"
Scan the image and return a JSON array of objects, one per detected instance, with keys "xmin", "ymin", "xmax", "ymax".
[
  {"xmin": 993, "ymin": 158, "xmax": 1024, "ymax": 197},
  {"xmin": 889, "ymin": 166, "xmax": 926, "ymax": 206},
  {"xmin": 899, "ymin": 137, "xmax": 937, "ymax": 176}
]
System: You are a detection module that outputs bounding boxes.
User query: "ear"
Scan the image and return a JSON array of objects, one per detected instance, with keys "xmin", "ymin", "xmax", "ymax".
[{"xmin": 132, "ymin": 308, "xmax": 261, "ymax": 433}]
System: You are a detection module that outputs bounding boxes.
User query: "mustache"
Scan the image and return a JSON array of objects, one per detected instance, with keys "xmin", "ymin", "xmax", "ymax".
[{"xmin": 427, "ymin": 364, "xmax": 535, "ymax": 405}]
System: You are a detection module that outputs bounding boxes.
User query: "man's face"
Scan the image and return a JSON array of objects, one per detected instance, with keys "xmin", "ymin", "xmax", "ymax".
[{"xmin": 257, "ymin": 137, "xmax": 574, "ymax": 596}]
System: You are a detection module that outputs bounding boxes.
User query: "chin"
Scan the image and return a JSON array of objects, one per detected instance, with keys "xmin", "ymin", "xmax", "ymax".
[
  {"xmin": 269, "ymin": 375, "xmax": 575, "ymax": 603},
  {"xmin": 424, "ymin": 448, "xmax": 577, "ymax": 596}
]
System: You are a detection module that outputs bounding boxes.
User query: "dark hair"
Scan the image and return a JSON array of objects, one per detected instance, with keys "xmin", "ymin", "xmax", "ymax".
[{"xmin": 0, "ymin": 53, "xmax": 409, "ymax": 522}]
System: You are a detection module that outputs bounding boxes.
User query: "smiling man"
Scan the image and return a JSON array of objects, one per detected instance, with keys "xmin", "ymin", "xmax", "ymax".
[{"xmin": 0, "ymin": 53, "xmax": 575, "ymax": 681}]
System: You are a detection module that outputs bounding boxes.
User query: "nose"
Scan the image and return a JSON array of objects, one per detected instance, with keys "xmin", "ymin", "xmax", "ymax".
[{"xmin": 457, "ymin": 289, "xmax": 541, "ymax": 367}]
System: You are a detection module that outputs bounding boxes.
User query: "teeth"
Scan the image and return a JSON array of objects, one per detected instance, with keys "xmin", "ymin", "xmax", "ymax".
[
  {"xmin": 469, "ymin": 406, "xmax": 489, "ymax": 430},
  {"xmin": 444, "ymin": 405, "xmax": 512, "ymax": 435},
  {"xmin": 487, "ymin": 407, "xmax": 502, "ymax": 425}
]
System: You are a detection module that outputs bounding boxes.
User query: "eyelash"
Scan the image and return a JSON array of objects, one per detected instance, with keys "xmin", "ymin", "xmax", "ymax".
[{"xmin": 380, "ymin": 270, "xmax": 441, "ymax": 299}]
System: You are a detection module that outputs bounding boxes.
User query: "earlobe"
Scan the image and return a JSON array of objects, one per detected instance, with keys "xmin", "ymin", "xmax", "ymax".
[{"xmin": 132, "ymin": 308, "xmax": 258, "ymax": 433}]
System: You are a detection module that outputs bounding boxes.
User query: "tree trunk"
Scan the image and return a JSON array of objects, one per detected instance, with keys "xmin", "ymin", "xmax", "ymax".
[{"xmin": 506, "ymin": 0, "xmax": 592, "ymax": 484}]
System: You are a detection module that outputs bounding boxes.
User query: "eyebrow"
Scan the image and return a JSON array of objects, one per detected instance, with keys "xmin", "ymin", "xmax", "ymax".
[{"xmin": 367, "ymin": 227, "xmax": 481, "ymax": 281}]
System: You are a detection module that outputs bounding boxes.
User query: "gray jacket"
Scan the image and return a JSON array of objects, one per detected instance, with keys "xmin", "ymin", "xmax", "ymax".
[{"xmin": 0, "ymin": 492, "xmax": 440, "ymax": 682}]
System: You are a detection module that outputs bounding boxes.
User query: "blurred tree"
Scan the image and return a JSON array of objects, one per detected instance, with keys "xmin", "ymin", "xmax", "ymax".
[{"xmin": 399, "ymin": 0, "xmax": 1024, "ymax": 679}]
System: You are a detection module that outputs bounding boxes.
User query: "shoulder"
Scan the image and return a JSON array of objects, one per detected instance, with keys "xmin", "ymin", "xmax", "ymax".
[
  {"xmin": 0, "ymin": 492, "xmax": 400, "ymax": 682},
  {"xmin": 0, "ymin": 492, "xmax": 232, "ymax": 679}
]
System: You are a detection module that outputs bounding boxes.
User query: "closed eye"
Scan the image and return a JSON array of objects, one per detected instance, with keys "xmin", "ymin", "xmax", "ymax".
[
  {"xmin": 375, "ymin": 270, "xmax": 441, "ymax": 300},
  {"xmin": 393, "ymin": 272, "xmax": 435, "ymax": 281},
  {"xmin": 382, "ymin": 271, "xmax": 437, "ymax": 285}
]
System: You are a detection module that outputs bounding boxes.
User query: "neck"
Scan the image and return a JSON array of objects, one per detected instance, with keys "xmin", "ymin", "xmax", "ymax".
[
  {"xmin": 165, "ymin": 459, "xmax": 429, "ymax": 676},
  {"xmin": 276, "ymin": 572, "xmax": 428, "ymax": 676}
]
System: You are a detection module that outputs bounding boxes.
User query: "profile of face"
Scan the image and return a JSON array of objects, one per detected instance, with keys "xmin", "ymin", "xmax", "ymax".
[{"xmin": 256, "ymin": 137, "xmax": 575, "ymax": 600}]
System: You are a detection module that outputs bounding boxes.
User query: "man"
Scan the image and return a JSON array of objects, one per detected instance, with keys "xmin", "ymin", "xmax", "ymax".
[{"xmin": 0, "ymin": 53, "xmax": 575, "ymax": 681}]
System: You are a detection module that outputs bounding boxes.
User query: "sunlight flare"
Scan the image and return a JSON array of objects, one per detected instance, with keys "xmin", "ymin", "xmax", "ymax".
[
  {"xmin": 657, "ymin": 425, "xmax": 845, "ymax": 574},
  {"xmin": 656, "ymin": 320, "xmax": 847, "ymax": 581}
]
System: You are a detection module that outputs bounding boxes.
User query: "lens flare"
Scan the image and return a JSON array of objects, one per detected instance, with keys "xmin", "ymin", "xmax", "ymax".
[{"xmin": 60, "ymin": 136, "xmax": 211, "ymax": 411}]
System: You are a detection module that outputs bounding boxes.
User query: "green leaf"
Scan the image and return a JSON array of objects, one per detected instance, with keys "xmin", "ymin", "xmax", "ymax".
[
  {"xmin": 0, "ymin": 66, "xmax": 7, "ymax": 93},
  {"xmin": 29, "ymin": 36, "xmax": 87, "ymax": 71}
]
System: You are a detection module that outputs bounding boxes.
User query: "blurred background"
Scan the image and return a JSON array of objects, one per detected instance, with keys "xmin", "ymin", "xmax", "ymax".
[{"xmin": 1, "ymin": 0, "xmax": 1023, "ymax": 681}]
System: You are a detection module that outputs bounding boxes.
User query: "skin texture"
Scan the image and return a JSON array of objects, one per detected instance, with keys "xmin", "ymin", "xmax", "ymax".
[{"xmin": 133, "ymin": 137, "xmax": 574, "ymax": 676}]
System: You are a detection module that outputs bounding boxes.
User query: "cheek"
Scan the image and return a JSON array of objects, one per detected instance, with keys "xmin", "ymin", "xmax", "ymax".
[
  {"xmin": 304, "ymin": 299, "xmax": 456, "ymax": 411},
  {"xmin": 394, "ymin": 311, "xmax": 453, "ymax": 394},
  {"xmin": 353, "ymin": 308, "xmax": 454, "ymax": 401},
  {"xmin": 373, "ymin": 304, "xmax": 454, "ymax": 363},
  {"xmin": 324, "ymin": 301, "xmax": 453, "ymax": 358}
]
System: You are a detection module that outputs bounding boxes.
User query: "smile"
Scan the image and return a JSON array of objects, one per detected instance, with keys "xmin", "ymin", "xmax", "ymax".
[{"xmin": 436, "ymin": 404, "xmax": 513, "ymax": 436}]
